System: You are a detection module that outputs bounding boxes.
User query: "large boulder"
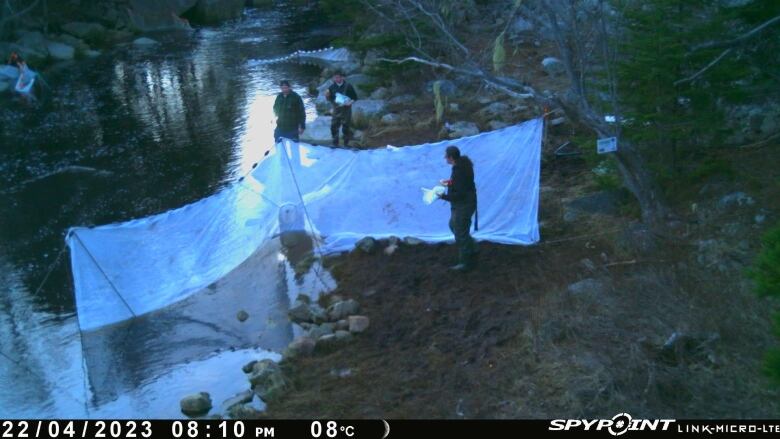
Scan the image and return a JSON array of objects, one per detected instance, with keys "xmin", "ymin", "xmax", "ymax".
[
  {"xmin": 133, "ymin": 37, "xmax": 159, "ymax": 47},
  {"xmin": 61, "ymin": 22, "xmax": 107, "ymax": 44},
  {"xmin": 351, "ymin": 99, "xmax": 388, "ymax": 126},
  {"xmin": 348, "ymin": 316, "xmax": 370, "ymax": 333},
  {"xmin": 300, "ymin": 116, "xmax": 334, "ymax": 145},
  {"xmin": 45, "ymin": 41, "xmax": 75, "ymax": 61},
  {"xmin": 127, "ymin": 0, "xmax": 197, "ymax": 31},
  {"xmin": 442, "ymin": 121, "xmax": 479, "ymax": 139},
  {"xmin": 55, "ymin": 35, "xmax": 91, "ymax": 53},
  {"xmin": 327, "ymin": 299, "xmax": 360, "ymax": 321},
  {"xmin": 542, "ymin": 57, "xmax": 565, "ymax": 76},
  {"xmin": 247, "ymin": 360, "xmax": 288, "ymax": 402},
  {"xmin": 345, "ymin": 73, "xmax": 372, "ymax": 95},
  {"xmin": 180, "ymin": 392, "xmax": 212, "ymax": 417},
  {"xmin": 477, "ymin": 102, "xmax": 511, "ymax": 121}
]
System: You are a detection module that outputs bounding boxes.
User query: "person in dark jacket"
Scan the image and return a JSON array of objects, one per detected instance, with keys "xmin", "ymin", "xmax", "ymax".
[
  {"xmin": 324, "ymin": 70, "xmax": 357, "ymax": 146},
  {"xmin": 438, "ymin": 145, "xmax": 478, "ymax": 271},
  {"xmin": 273, "ymin": 80, "xmax": 306, "ymax": 142}
]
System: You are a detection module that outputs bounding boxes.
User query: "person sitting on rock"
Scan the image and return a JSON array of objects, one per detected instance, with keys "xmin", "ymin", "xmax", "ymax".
[{"xmin": 324, "ymin": 69, "xmax": 357, "ymax": 147}]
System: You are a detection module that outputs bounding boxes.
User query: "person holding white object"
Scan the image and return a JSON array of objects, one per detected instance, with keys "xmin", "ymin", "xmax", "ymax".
[{"xmin": 437, "ymin": 145, "xmax": 478, "ymax": 272}]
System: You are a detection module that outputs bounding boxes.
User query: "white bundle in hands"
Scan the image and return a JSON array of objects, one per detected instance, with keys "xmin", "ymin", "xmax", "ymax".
[
  {"xmin": 421, "ymin": 185, "xmax": 446, "ymax": 205},
  {"xmin": 334, "ymin": 92, "xmax": 352, "ymax": 106}
]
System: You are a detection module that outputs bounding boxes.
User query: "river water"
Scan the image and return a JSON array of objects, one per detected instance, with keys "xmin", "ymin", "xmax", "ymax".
[{"xmin": 0, "ymin": 6, "xmax": 335, "ymax": 418}]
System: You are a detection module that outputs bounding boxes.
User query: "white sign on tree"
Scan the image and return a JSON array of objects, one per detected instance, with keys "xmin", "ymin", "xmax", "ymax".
[{"xmin": 597, "ymin": 137, "xmax": 618, "ymax": 154}]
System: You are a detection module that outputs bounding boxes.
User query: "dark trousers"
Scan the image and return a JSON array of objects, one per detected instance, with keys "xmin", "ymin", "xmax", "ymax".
[
  {"xmin": 274, "ymin": 127, "xmax": 299, "ymax": 143},
  {"xmin": 330, "ymin": 108, "xmax": 352, "ymax": 145},
  {"xmin": 449, "ymin": 201, "xmax": 477, "ymax": 266}
]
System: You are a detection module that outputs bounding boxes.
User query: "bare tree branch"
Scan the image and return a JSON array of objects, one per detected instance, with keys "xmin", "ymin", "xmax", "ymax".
[
  {"xmin": 674, "ymin": 48, "xmax": 733, "ymax": 86},
  {"xmin": 692, "ymin": 14, "xmax": 780, "ymax": 51},
  {"xmin": 0, "ymin": 0, "xmax": 40, "ymax": 25}
]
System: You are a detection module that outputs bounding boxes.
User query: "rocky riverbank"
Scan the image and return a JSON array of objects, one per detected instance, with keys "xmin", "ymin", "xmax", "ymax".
[{"xmin": 0, "ymin": 0, "xmax": 252, "ymax": 78}]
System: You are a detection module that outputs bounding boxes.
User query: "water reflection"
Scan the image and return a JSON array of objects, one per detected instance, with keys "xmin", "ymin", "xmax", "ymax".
[{"xmin": 0, "ymin": 6, "xmax": 333, "ymax": 418}]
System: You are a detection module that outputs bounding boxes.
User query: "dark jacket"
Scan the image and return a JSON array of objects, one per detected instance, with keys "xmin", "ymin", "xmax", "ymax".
[
  {"xmin": 273, "ymin": 91, "xmax": 306, "ymax": 131},
  {"xmin": 327, "ymin": 80, "xmax": 358, "ymax": 110},
  {"xmin": 441, "ymin": 156, "xmax": 476, "ymax": 205}
]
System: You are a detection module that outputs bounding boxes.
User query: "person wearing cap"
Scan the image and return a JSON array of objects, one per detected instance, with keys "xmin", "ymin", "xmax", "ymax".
[
  {"xmin": 438, "ymin": 145, "xmax": 478, "ymax": 272},
  {"xmin": 273, "ymin": 79, "xmax": 306, "ymax": 142},
  {"xmin": 324, "ymin": 70, "xmax": 357, "ymax": 146}
]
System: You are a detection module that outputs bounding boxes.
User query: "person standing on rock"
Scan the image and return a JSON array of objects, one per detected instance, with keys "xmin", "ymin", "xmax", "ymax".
[
  {"xmin": 273, "ymin": 79, "xmax": 306, "ymax": 143},
  {"xmin": 324, "ymin": 69, "xmax": 357, "ymax": 146},
  {"xmin": 438, "ymin": 145, "xmax": 478, "ymax": 272}
]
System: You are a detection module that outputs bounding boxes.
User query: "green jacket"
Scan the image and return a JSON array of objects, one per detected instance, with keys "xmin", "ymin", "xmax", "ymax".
[{"xmin": 273, "ymin": 91, "xmax": 306, "ymax": 131}]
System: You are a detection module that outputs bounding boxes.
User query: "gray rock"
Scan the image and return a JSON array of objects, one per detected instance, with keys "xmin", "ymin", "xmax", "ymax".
[
  {"xmin": 344, "ymin": 74, "xmax": 371, "ymax": 94},
  {"xmin": 370, "ymin": 87, "xmax": 389, "ymax": 100},
  {"xmin": 542, "ymin": 57, "xmax": 565, "ymax": 76},
  {"xmin": 355, "ymin": 237, "xmax": 377, "ymax": 253},
  {"xmin": 425, "ymin": 79, "xmax": 457, "ymax": 97},
  {"xmin": 755, "ymin": 213, "xmax": 767, "ymax": 224},
  {"xmin": 449, "ymin": 102, "xmax": 460, "ymax": 112},
  {"xmin": 0, "ymin": 80, "xmax": 10, "ymax": 93},
  {"xmin": 221, "ymin": 390, "xmax": 254, "ymax": 412},
  {"xmin": 335, "ymin": 319, "xmax": 349, "ymax": 331},
  {"xmin": 85, "ymin": 50, "xmax": 102, "ymax": 58},
  {"xmin": 403, "ymin": 236, "xmax": 425, "ymax": 246},
  {"xmin": 567, "ymin": 278, "xmax": 608, "ymax": 296},
  {"xmin": 381, "ymin": 113, "xmax": 402, "ymax": 125},
  {"xmin": 388, "ymin": 94, "xmax": 416, "ymax": 105},
  {"xmin": 248, "ymin": 360, "xmax": 288, "ymax": 402},
  {"xmin": 334, "ymin": 330, "xmax": 353, "ymax": 341},
  {"xmin": 444, "ymin": 121, "xmax": 479, "ymax": 139},
  {"xmin": 283, "ymin": 336, "xmax": 316, "ymax": 358},
  {"xmin": 309, "ymin": 304, "xmax": 328, "ymax": 324},
  {"xmin": 62, "ymin": 22, "xmax": 107, "ymax": 40},
  {"xmin": 510, "ymin": 16, "xmax": 535, "ymax": 33},
  {"xmin": 388, "ymin": 236, "xmax": 401, "ymax": 246},
  {"xmin": 329, "ymin": 368, "xmax": 352, "ymax": 378},
  {"xmin": 16, "ymin": 31, "xmax": 47, "ymax": 49},
  {"xmin": 227, "ymin": 403, "xmax": 263, "ymax": 419},
  {"xmin": 351, "ymin": 99, "xmax": 388, "ymax": 126},
  {"xmin": 55, "ymin": 34, "xmax": 90, "ymax": 53},
  {"xmin": 327, "ymin": 299, "xmax": 360, "ymax": 321},
  {"xmin": 295, "ymin": 294, "xmax": 311, "ymax": 305},
  {"xmin": 180, "ymin": 392, "xmax": 212, "ymax": 417},
  {"xmin": 478, "ymin": 102, "xmax": 511, "ymax": 120},
  {"xmin": 242, "ymin": 360, "xmax": 257, "ymax": 374},
  {"xmin": 236, "ymin": 310, "xmax": 249, "ymax": 322},
  {"xmin": 300, "ymin": 116, "xmax": 333, "ymax": 144},
  {"xmin": 384, "ymin": 244, "xmax": 398, "ymax": 255},
  {"xmin": 488, "ymin": 121, "xmax": 511, "ymax": 131},
  {"xmin": 133, "ymin": 37, "xmax": 159, "ymax": 46},
  {"xmin": 718, "ymin": 192, "xmax": 755, "ymax": 210},
  {"xmin": 348, "ymin": 315, "xmax": 370, "ymax": 333},
  {"xmin": 288, "ymin": 302, "xmax": 315, "ymax": 323},
  {"xmin": 550, "ymin": 117, "xmax": 567, "ymax": 126},
  {"xmin": 307, "ymin": 323, "xmax": 335, "ymax": 339}
]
